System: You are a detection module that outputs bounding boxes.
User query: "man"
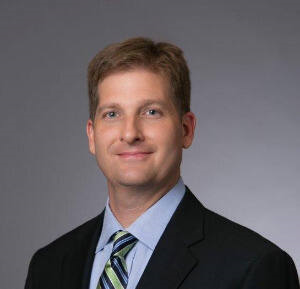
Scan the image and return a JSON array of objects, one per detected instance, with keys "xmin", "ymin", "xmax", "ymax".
[{"xmin": 25, "ymin": 37, "xmax": 299, "ymax": 289}]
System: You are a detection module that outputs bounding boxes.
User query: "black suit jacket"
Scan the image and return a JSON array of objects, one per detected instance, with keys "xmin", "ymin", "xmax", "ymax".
[{"xmin": 25, "ymin": 186, "xmax": 299, "ymax": 288}]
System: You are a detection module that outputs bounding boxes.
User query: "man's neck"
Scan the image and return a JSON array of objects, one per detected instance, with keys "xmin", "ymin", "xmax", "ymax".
[{"xmin": 107, "ymin": 174, "xmax": 180, "ymax": 228}]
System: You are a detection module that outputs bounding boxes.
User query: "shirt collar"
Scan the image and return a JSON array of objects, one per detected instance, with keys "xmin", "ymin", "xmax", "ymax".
[
  {"xmin": 95, "ymin": 200, "xmax": 123, "ymax": 253},
  {"xmin": 95, "ymin": 176, "xmax": 186, "ymax": 253}
]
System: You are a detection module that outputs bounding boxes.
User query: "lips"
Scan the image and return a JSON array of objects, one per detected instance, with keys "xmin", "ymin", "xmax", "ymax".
[
  {"xmin": 117, "ymin": 151, "xmax": 152, "ymax": 160},
  {"xmin": 118, "ymin": 151, "xmax": 151, "ymax": 155}
]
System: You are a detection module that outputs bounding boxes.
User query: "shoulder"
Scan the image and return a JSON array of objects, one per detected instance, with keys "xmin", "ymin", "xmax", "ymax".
[
  {"xmin": 181, "ymin": 188, "xmax": 289, "ymax": 260},
  {"xmin": 180, "ymin": 187, "xmax": 281, "ymax": 254},
  {"xmin": 33, "ymin": 212, "xmax": 103, "ymax": 259},
  {"xmin": 25, "ymin": 213, "xmax": 104, "ymax": 288},
  {"xmin": 182, "ymin": 188, "xmax": 282, "ymax": 256},
  {"xmin": 202, "ymin": 208, "xmax": 299, "ymax": 286},
  {"xmin": 180, "ymin": 192, "xmax": 299, "ymax": 287},
  {"xmin": 201, "ymin": 203, "xmax": 287, "ymax": 261}
]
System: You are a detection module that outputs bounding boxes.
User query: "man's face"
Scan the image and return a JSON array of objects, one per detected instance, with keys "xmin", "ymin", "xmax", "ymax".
[{"xmin": 86, "ymin": 68, "xmax": 196, "ymax": 190}]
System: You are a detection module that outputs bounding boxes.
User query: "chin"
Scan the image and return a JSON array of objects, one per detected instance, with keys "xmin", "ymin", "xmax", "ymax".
[{"xmin": 115, "ymin": 173, "xmax": 155, "ymax": 187}]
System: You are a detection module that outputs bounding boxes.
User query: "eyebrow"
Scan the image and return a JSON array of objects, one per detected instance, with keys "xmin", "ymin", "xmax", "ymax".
[{"xmin": 96, "ymin": 99, "xmax": 169, "ymax": 114}]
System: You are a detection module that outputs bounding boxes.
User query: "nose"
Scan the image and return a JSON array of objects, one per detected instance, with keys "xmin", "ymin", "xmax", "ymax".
[{"xmin": 120, "ymin": 116, "xmax": 144, "ymax": 144}]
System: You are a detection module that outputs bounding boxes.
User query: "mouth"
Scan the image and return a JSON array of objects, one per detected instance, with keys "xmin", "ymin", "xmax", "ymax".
[{"xmin": 117, "ymin": 152, "xmax": 153, "ymax": 160}]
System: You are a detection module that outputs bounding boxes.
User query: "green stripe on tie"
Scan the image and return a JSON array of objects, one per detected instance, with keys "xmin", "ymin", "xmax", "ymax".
[{"xmin": 97, "ymin": 231, "xmax": 138, "ymax": 289}]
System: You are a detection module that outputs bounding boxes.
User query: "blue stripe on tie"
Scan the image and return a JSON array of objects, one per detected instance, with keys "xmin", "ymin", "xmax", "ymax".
[
  {"xmin": 112, "ymin": 235, "xmax": 135, "ymax": 254},
  {"xmin": 102, "ymin": 270, "xmax": 114, "ymax": 289},
  {"xmin": 112, "ymin": 257, "xmax": 128, "ymax": 285},
  {"xmin": 114, "ymin": 235, "xmax": 134, "ymax": 248},
  {"xmin": 114, "ymin": 258, "xmax": 128, "ymax": 281},
  {"xmin": 114, "ymin": 232, "xmax": 130, "ymax": 243},
  {"xmin": 99, "ymin": 276, "xmax": 109, "ymax": 289},
  {"xmin": 100, "ymin": 276, "xmax": 109, "ymax": 289}
]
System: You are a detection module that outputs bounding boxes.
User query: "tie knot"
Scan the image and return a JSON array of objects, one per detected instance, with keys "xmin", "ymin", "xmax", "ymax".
[{"xmin": 111, "ymin": 230, "xmax": 138, "ymax": 259}]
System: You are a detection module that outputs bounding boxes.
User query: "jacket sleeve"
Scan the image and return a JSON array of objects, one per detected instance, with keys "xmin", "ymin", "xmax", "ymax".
[{"xmin": 242, "ymin": 249, "xmax": 300, "ymax": 289}]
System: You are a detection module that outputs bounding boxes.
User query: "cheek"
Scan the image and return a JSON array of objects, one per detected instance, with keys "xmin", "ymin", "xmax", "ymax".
[
  {"xmin": 148, "ymin": 123, "xmax": 182, "ymax": 151},
  {"xmin": 94, "ymin": 128, "xmax": 116, "ymax": 155}
]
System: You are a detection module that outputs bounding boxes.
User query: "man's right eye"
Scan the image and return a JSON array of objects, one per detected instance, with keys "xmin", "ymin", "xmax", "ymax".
[{"xmin": 103, "ymin": 111, "xmax": 117, "ymax": 118}]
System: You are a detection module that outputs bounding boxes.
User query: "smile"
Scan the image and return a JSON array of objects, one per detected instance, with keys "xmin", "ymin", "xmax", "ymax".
[{"xmin": 117, "ymin": 152, "xmax": 152, "ymax": 160}]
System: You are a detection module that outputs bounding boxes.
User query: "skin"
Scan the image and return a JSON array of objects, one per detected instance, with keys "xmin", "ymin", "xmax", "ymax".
[{"xmin": 86, "ymin": 68, "xmax": 196, "ymax": 227}]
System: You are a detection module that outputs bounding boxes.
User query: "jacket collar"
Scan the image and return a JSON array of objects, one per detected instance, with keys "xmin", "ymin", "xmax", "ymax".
[{"xmin": 136, "ymin": 185, "xmax": 205, "ymax": 289}]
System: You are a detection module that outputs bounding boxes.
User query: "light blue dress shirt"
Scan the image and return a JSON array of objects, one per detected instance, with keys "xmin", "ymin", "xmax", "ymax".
[{"xmin": 89, "ymin": 176, "xmax": 186, "ymax": 289}]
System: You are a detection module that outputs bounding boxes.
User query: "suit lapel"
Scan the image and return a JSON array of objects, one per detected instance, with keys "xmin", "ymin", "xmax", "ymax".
[
  {"xmin": 59, "ymin": 211, "xmax": 105, "ymax": 289},
  {"xmin": 80, "ymin": 213, "xmax": 104, "ymax": 289},
  {"xmin": 58, "ymin": 186, "xmax": 205, "ymax": 289},
  {"xmin": 136, "ymin": 186, "xmax": 205, "ymax": 289}
]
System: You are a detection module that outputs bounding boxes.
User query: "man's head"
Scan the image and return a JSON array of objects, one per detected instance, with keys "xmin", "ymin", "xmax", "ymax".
[{"xmin": 86, "ymin": 37, "xmax": 196, "ymax": 191}]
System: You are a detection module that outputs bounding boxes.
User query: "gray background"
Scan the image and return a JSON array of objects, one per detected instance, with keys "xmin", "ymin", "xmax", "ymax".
[{"xmin": 0, "ymin": 0, "xmax": 299, "ymax": 288}]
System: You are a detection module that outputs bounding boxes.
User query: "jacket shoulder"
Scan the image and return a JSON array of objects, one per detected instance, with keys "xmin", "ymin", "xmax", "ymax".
[
  {"xmin": 203, "ymin": 205, "xmax": 284, "ymax": 258},
  {"xmin": 25, "ymin": 213, "xmax": 104, "ymax": 288},
  {"xmin": 180, "ymin": 191, "xmax": 299, "ymax": 288},
  {"xmin": 35, "ymin": 212, "xmax": 103, "ymax": 257}
]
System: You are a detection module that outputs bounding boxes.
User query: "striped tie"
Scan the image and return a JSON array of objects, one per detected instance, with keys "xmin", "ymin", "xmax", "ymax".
[{"xmin": 97, "ymin": 230, "xmax": 138, "ymax": 289}]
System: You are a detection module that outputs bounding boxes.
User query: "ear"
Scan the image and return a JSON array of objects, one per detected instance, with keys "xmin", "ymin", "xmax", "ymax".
[
  {"xmin": 182, "ymin": 111, "xmax": 197, "ymax": 149},
  {"xmin": 86, "ymin": 119, "xmax": 96, "ymax": 155}
]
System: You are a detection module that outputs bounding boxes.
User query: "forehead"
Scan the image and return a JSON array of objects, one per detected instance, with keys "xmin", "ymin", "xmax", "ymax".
[{"xmin": 97, "ymin": 68, "xmax": 172, "ymax": 105}]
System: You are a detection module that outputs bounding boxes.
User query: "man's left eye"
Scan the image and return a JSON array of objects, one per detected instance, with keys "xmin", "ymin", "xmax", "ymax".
[{"xmin": 146, "ymin": 109, "xmax": 160, "ymax": 116}]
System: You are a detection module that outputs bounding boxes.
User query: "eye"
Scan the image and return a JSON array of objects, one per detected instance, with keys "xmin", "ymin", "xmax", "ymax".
[
  {"xmin": 103, "ymin": 111, "xmax": 118, "ymax": 119},
  {"xmin": 146, "ymin": 109, "xmax": 161, "ymax": 116}
]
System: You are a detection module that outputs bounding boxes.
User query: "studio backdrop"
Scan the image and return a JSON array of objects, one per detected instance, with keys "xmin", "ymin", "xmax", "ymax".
[{"xmin": 0, "ymin": 1, "xmax": 299, "ymax": 288}]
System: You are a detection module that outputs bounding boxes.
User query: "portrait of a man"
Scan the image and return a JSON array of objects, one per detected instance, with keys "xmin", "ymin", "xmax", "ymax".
[{"xmin": 24, "ymin": 37, "xmax": 299, "ymax": 289}]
